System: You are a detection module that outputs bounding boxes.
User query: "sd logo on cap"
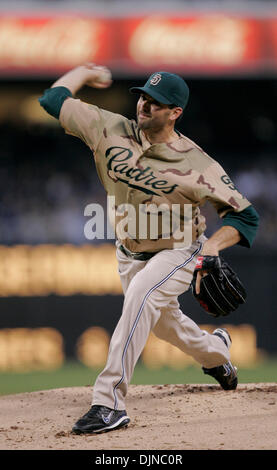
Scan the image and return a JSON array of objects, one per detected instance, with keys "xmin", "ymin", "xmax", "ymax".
[{"xmin": 130, "ymin": 71, "xmax": 189, "ymax": 110}]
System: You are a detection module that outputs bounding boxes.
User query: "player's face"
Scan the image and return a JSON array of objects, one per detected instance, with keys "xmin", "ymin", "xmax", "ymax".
[{"xmin": 136, "ymin": 93, "xmax": 176, "ymax": 130}]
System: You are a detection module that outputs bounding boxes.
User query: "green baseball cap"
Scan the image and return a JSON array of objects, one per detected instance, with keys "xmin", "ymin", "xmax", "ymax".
[{"xmin": 129, "ymin": 71, "xmax": 189, "ymax": 110}]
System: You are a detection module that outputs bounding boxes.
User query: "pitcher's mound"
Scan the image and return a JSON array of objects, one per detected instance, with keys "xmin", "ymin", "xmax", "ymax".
[{"xmin": 0, "ymin": 383, "xmax": 277, "ymax": 450}]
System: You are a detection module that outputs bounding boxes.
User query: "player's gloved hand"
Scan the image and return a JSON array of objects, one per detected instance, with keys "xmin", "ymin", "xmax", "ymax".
[{"xmin": 191, "ymin": 255, "xmax": 247, "ymax": 317}]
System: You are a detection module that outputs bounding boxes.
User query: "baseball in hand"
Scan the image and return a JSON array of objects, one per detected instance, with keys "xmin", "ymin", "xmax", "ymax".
[
  {"xmin": 93, "ymin": 66, "xmax": 112, "ymax": 86},
  {"xmin": 95, "ymin": 68, "xmax": 112, "ymax": 83},
  {"xmin": 82, "ymin": 63, "xmax": 112, "ymax": 88}
]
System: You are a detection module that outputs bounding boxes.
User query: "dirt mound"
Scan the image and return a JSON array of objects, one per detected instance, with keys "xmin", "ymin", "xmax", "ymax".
[{"xmin": 0, "ymin": 383, "xmax": 276, "ymax": 450}]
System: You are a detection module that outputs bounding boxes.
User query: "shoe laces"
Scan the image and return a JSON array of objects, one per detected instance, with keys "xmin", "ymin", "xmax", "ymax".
[{"xmin": 85, "ymin": 405, "xmax": 112, "ymax": 419}]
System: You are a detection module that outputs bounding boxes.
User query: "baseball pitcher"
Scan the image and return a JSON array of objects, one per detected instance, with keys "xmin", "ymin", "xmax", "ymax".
[{"xmin": 39, "ymin": 64, "xmax": 259, "ymax": 434}]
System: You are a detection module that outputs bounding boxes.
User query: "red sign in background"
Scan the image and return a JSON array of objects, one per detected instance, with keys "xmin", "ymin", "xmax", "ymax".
[
  {"xmin": 0, "ymin": 15, "xmax": 114, "ymax": 75},
  {"xmin": 120, "ymin": 15, "xmax": 264, "ymax": 73},
  {"xmin": 0, "ymin": 13, "xmax": 275, "ymax": 76},
  {"xmin": 268, "ymin": 18, "xmax": 277, "ymax": 65}
]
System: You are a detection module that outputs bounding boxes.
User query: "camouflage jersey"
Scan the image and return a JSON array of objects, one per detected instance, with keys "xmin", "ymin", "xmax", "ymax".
[{"xmin": 60, "ymin": 98, "xmax": 251, "ymax": 253}]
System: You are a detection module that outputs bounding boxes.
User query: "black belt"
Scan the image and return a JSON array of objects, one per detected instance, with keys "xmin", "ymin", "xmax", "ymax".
[{"xmin": 119, "ymin": 244, "xmax": 157, "ymax": 261}]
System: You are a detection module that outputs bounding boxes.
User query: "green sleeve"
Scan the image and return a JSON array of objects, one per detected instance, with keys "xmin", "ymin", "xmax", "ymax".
[
  {"xmin": 38, "ymin": 87, "xmax": 73, "ymax": 119},
  {"xmin": 222, "ymin": 205, "xmax": 259, "ymax": 248}
]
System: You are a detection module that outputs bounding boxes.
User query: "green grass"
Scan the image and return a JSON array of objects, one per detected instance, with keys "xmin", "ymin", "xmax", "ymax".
[{"xmin": 0, "ymin": 359, "xmax": 276, "ymax": 396}]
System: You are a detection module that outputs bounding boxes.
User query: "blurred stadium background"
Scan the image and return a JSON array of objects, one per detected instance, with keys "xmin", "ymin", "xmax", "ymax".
[{"xmin": 0, "ymin": 0, "xmax": 276, "ymax": 394}]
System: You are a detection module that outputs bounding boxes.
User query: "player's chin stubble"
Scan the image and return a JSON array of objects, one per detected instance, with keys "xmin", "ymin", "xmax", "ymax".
[{"xmin": 137, "ymin": 114, "xmax": 154, "ymax": 130}]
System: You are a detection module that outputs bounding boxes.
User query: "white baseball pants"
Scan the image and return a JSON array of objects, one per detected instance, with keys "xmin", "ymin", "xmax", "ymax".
[{"xmin": 92, "ymin": 235, "xmax": 230, "ymax": 410}]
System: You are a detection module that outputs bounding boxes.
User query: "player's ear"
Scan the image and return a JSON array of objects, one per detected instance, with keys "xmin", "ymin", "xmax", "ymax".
[{"xmin": 170, "ymin": 107, "xmax": 183, "ymax": 122}]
